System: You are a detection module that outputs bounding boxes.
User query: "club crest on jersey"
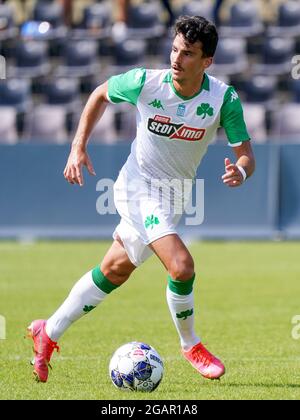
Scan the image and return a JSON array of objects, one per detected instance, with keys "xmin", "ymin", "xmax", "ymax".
[
  {"xmin": 196, "ymin": 103, "xmax": 214, "ymax": 119},
  {"xmin": 176, "ymin": 104, "xmax": 186, "ymax": 117},
  {"xmin": 148, "ymin": 115, "xmax": 205, "ymax": 142}
]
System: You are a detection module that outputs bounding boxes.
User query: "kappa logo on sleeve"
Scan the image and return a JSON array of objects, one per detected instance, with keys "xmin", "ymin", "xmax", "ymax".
[
  {"xmin": 230, "ymin": 90, "xmax": 239, "ymax": 102},
  {"xmin": 148, "ymin": 115, "xmax": 206, "ymax": 142}
]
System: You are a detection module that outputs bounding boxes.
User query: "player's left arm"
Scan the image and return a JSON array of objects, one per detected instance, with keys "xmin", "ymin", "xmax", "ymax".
[
  {"xmin": 220, "ymin": 86, "xmax": 255, "ymax": 188},
  {"xmin": 222, "ymin": 140, "xmax": 255, "ymax": 187}
]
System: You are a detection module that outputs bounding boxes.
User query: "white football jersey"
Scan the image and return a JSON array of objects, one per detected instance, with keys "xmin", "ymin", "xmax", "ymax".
[{"xmin": 107, "ymin": 68, "xmax": 250, "ymax": 182}]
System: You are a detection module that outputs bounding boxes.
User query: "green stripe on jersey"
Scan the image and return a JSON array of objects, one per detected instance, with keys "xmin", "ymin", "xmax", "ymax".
[{"xmin": 108, "ymin": 67, "xmax": 146, "ymax": 105}]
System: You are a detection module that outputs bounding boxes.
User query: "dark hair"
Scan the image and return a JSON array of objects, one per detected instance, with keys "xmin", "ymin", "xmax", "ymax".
[{"xmin": 174, "ymin": 16, "xmax": 218, "ymax": 57}]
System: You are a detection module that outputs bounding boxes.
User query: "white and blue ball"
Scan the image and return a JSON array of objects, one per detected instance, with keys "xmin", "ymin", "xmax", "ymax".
[{"xmin": 109, "ymin": 342, "xmax": 164, "ymax": 392}]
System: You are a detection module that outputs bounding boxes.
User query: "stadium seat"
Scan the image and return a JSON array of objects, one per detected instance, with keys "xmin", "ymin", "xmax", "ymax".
[
  {"xmin": 220, "ymin": 1, "xmax": 264, "ymax": 38},
  {"xmin": 55, "ymin": 40, "xmax": 100, "ymax": 78},
  {"xmin": 0, "ymin": 79, "xmax": 31, "ymax": 112},
  {"xmin": 0, "ymin": 106, "xmax": 18, "ymax": 144},
  {"xmin": 20, "ymin": 20, "xmax": 59, "ymax": 41},
  {"xmin": 289, "ymin": 79, "xmax": 300, "ymax": 103},
  {"xmin": 0, "ymin": 4, "xmax": 18, "ymax": 41},
  {"xmin": 180, "ymin": 1, "xmax": 213, "ymax": 22},
  {"xmin": 243, "ymin": 75, "xmax": 277, "ymax": 109},
  {"xmin": 271, "ymin": 103, "xmax": 300, "ymax": 142},
  {"xmin": 110, "ymin": 39, "xmax": 147, "ymax": 73},
  {"xmin": 159, "ymin": 36, "xmax": 173, "ymax": 65},
  {"xmin": 126, "ymin": 2, "xmax": 164, "ymax": 39},
  {"xmin": 72, "ymin": 2, "xmax": 111, "ymax": 40},
  {"xmin": 209, "ymin": 38, "xmax": 248, "ymax": 76},
  {"xmin": 9, "ymin": 40, "xmax": 51, "ymax": 78},
  {"xmin": 242, "ymin": 103, "xmax": 267, "ymax": 143},
  {"xmin": 114, "ymin": 102, "xmax": 137, "ymax": 142},
  {"xmin": 253, "ymin": 37, "xmax": 295, "ymax": 76},
  {"xmin": 33, "ymin": 1, "xmax": 63, "ymax": 27},
  {"xmin": 72, "ymin": 104, "xmax": 118, "ymax": 144},
  {"xmin": 32, "ymin": 1, "xmax": 67, "ymax": 39},
  {"xmin": 42, "ymin": 78, "xmax": 81, "ymax": 111},
  {"xmin": 24, "ymin": 104, "xmax": 68, "ymax": 144},
  {"xmin": 268, "ymin": 1, "xmax": 300, "ymax": 37}
]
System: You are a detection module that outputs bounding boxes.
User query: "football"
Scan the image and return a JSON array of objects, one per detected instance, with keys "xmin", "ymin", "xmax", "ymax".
[{"xmin": 109, "ymin": 342, "xmax": 164, "ymax": 392}]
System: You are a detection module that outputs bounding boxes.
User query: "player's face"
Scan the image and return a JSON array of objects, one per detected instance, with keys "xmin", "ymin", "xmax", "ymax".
[{"xmin": 171, "ymin": 34, "xmax": 213, "ymax": 83}]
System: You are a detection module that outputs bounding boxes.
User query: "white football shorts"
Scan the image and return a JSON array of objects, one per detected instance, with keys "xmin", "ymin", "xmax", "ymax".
[{"xmin": 112, "ymin": 165, "xmax": 185, "ymax": 266}]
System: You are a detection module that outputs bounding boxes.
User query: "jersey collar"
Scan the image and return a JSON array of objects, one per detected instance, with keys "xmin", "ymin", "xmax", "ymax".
[{"xmin": 164, "ymin": 72, "xmax": 210, "ymax": 101}]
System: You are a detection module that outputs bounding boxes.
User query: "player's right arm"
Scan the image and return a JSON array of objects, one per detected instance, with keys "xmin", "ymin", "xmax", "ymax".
[
  {"xmin": 64, "ymin": 81, "xmax": 109, "ymax": 186},
  {"xmin": 64, "ymin": 68, "xmax": 145, "ymax": 186}
]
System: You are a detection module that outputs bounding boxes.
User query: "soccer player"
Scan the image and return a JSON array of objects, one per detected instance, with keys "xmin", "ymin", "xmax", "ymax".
[{"xmin": 27, "ymin": 16, "xmax": 255, "ymax": 383}]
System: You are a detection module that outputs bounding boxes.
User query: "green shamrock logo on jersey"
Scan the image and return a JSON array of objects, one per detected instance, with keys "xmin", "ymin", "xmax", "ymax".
[
  {"xmin": 144, "ymin": 214, "xmax": 160, "ymax": 229},
  {"xmin": 197, "ymin": 103, "xmax": 214, "ymax": 119}
]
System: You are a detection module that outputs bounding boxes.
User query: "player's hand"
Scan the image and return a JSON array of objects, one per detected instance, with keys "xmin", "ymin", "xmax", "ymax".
[
  {"xmin": 222, "ymin": 158, "xmax": 244, "ymax": 188},
  {"xmin": 63, "ymin": 145, "xmax": 96, "ymax": 186}
]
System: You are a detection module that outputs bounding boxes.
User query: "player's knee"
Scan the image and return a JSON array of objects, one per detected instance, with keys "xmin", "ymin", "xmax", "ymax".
[{"xmin": 169, "ymin": 255, "xmax": 194, "ymax": 281}]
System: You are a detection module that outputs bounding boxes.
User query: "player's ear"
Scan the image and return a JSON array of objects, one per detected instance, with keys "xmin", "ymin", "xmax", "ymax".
[{"xmin": 204, "ymin": 57, "xmax": 213, "ymax": 69}]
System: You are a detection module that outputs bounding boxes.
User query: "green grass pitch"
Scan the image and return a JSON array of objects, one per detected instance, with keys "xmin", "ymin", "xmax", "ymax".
[{"xmin": 1, "ymin": 241, "xmax": 300, "ymax": 400}]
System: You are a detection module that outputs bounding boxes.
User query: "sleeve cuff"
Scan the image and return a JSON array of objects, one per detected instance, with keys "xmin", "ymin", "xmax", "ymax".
[
  {"xmin": 106, "ymin": 92, "xmax": 114, "ymax": 103},
  {"xmin": 228, "ymin": 141, "xmax": 242, "ymax": 147}
]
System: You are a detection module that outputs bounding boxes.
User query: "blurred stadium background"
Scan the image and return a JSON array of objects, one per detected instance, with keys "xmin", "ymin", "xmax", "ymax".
[
  {"xmin": 0, "ymin": 0, "xmax": 300, "ymax": 239},
  {"xmin": 1, "ymin": 1, "xmax": 300, "ymax": 401}
]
